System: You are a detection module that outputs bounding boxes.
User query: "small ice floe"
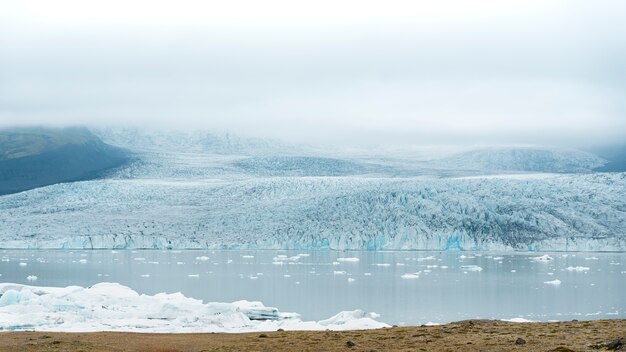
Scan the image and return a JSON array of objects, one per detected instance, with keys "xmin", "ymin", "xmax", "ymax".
[
  {"xmin": 195, "ymin": 256, "xmax": 210, "ymax": 261},
  {"xmin": 176, "ymin": 262, "xmax": 185, "ymax": 265},
  {"xmin": 585, "ymin": 257, "xmax": 599, "ymax": 260},
  {"xmin": 401, "ymin": 272, "xmax": 420, "ymax": 279},
  {"xmin": 544, "ymin": 279, "xmax": 562, "ymax": 286},
  {"xmin": 609, "ymin": 262, "xmax": 621, "ymax": 265},
  {"xmin": 396, "ymin": 263, "xmax": 405, "ymax": 266},
  {"xmin": 18, "ymin": 262, "xmax": 27, "ymax": 267},
  {"xmin": 187, "ymin": 274, "xmax": 200, "ymax": 278},
  {"xmin": 502, "ymin": 317, "xmax": 535, "ymax": 323},
  {"xmin": 493, "ymin": 257, "xmax": 504, "ymax": 261},
  {"xmin": 460, "ymin": 265, "xmax": 483, "ymax": 272},
  {"xmin": 26, "ymin": 275, "xmax": 37, "ymax": 281},
  {"xmin": 347, "ymin": 278, "xmax": 356, "ymax": 283},
  {"xmin": 566, "ymin": 266, "xmax": 590, "ymax": 272},
  {"xmin": 283, "ymin": 274, "xmax": 291, "ymax": 278},
  {"xmin": 426, "ymin": 265, "xmax": 438, "ymax": 268},
  {"xmin": 111, "ymin": 250, "xmax": 119, "ymax": 254},
  {"xmin": 333, "ymin": 271, "xmax": 347, "ymax": 275},
  {"xmin": 547, "ymin": 272, "xmax": 554, "ymax": 276},
  {"xmin": 272, "ymin": 261, "xmax": 284, "ymax": 265},
  {"xmin": 134, "ymin": 258, "xmax": 146, "ymax": 261},
  {"xmin": 363, "ymin": 273, "xmax": 372, "ymax": 276},
  {"xmin": 337, "ymin": 257, "xmax": 359, "ymax": 262},
  {"xmin": 531, "ymin": 255, "xmax": 553, "ymax": 262},
  {"xmin": 140, "ymin": 274, "xmax": 151, "ymax": 278},
  {"xmin": 227, "ymin": 259, "xmax": 233, "ymax": 264},
  {"xmin": 374, "ymin": 263, "xmax": 391, "ymax": 267},
  {"xmin": 416, "ymin": 256, "xmax": 435, "ymax": 262},
  {"xmin": 297, "ymin": 253, "xmax": 310, "ymax": 257},
  {"xmin": 249, "ymin": 275, "xmax": 258, "ymax": 280},
  {"xmin": 272, "ymin": 255, "xmax": 302, "ymax": 263},
  {"xmin": 148, "ymin": 261, "xmax": 159, "ymax": 265},
  {"xmin": 1, "ymin": 258, "xmax": 9, "ymax": 262},
  {"xmin": 440, "ymin": 265, "xmax": 448, "ymax": 269},
  {"xmin": 510, "ymin": 270, "xmax": 517, "ymax": 273},
  {"xmin": 79, "ymin": 259, "xmax": 88, "ymax": 264},
  {"xmin": 242, "ymin": 255, "xmax": 254, "ymax": 259}
]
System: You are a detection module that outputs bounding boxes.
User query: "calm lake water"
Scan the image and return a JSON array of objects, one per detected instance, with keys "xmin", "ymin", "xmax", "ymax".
[{"xmin": 1, "ymin": 250, "xmax": 624, "ymax": 325}]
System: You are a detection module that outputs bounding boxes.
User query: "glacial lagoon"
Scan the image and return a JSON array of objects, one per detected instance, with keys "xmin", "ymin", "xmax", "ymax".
[{"xmin": 1, "ymin": 250, "xmax": 624, "ymax": 326}]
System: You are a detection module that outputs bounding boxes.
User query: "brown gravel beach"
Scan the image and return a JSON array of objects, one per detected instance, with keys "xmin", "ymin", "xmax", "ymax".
[{"xmin": 0, "ymin": 319, "xmax": 624, "ymax": 352}]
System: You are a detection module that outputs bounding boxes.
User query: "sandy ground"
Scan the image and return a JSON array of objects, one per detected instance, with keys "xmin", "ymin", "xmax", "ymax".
[{"xmin": 0, "ymin": 319, "xmax": 624, "ymax": 352}]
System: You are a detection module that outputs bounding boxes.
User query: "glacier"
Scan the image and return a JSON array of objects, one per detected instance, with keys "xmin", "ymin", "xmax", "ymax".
[
  {"xmin": 0, "ymin": 128, "xmax": 624, "ymax": 251},
  {"xmin": 0, "ymin": 282, "xmax": 387, "ymax": 332},
  {"xmin": 0, "ymin": 173, "xmax": 624, "ymax": 251}
]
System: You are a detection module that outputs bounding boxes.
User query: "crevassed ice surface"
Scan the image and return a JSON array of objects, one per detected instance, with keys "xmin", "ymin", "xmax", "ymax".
[
  {"xmin": 0, "ymin": 174, "xmax": 625, "ymax": 250},
  {"xmin": 0, "ymin": 250, "xmax": 624, "ymax": 330},
  {"xmin": 0, "ymin": 128, "xmax": 624, "ymax": 250}
]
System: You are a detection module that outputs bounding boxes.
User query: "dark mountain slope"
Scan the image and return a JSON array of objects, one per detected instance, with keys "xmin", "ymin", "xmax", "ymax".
[{"xmin": 0, "ymin": 127, "xmax": 129, "ymax": 195}]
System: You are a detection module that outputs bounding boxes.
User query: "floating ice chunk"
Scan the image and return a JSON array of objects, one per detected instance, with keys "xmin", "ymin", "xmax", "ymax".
[
  {"xmin": 134, "ymin": 258, "xmax": 145, "ymax": 261},
  {"xmin": 347, "ymin": 278, "xmax": 356, "ymax": 283},
  {"xmin": 315, "ymin": 310, "xmax": 386, "ymax": 330},
  {"xmin": 493, "ymin": 257, "xmax": 504, "ymax": 261},
  {"xmin": 242, "ymin": 255, "xmax": 254, "ymax": 259},
  {"xmin": 249, "ymin": 276, "xmax": 258, "ymax": 280},
  {"xmin": 27, "ymin": 275, "xmax": 38, "ymax": 281},
  {"xmin": 544, "ymin": 279, "xmax": 562, "ymax": 285},
  {"xmin": 396, "ymin": 263, "xmax": 405, "ymax": 266},
  {"xmin": 332, "ymin": 261, "xmax": 340, "ymax": 265},
  {"xmin": 195, "ymin": 256, "xmax": 210, "ymax": 261},
  {"xmin": 272, "ymin": 255, "xmax": 302, "ymax": 263},
  {"xmin": 140, "ymin": 274, "xmax": 151, "ymax": 278},
  {"xmin": 337, "ymin": 257, "xmax": 359, "ymax": 262},
  {"xmin": 566, "ymin": 266, "xmax": 590, "ymax": 272},
  {"xmin": 283, "ymin": 274, "xmax": 291, "ymax": 278},
  {"xmin": 510, "ymin": 270, "xmax": 517, "ymax": 273},
  {"xmin": 458, "ymin": 255, "xmax": 467, "ymax": 259},
  {"xmin": 176, "ymin": 262, "xmax": 184, "ymax": 265},
  {"xmin": 547, "ymin": 272, "xmax": 554, "ymax": 276},
  {"xmin": 18, "ymin": 262, "xmax": 27, "ymax": 267},
  {"xmin": 460, "ymin": 265, "xmax": 483, "ymax": 272},
  {"xmin": 440, "ymin": 266, "xmax": 448, "ymax": 269},
  {"xmin": 363, "ymin": 273, "xmax": 372, "ymax": 276},
  {"xmin": 272, "ymin": 261, "xmax": 284, "ymax": 265},
  {"xmin": 531, "ymin": 255, "xmax": 553, "ymax": 262},
  {"xmin": 227, "ymin": 259, "xmax": 233, "ymax": 264},
  {"xmin": 78, "ymin": 259, "xmax": 88, "ymax": 264},
  {"xmin": 374, "ymin": 263, "xmax": 391, "ymax": 267},
  {"xmin": 187, "ymin": 274, "xmax": 199, "ymax": 278},
  {"xmin": 502, "ymin": 317, "xmax": 535, "ymax": 323},
  {"xmin": 585, "ymin": 257, "xmax": 599, "ymax": 260},
  {"xmin": 416, "ymin": 256, "xmax": 435, "ymax": 262},
  {"xmin": 0, "ymin": 282, "xmax": 388, "ymax": 332},
  {"xmin": 333, "ymin": 271, "xmax": 346, "ymax": 275},
  {"xmin": 401, "ymin": 272, "xmax": 420, "ymax": 279}
]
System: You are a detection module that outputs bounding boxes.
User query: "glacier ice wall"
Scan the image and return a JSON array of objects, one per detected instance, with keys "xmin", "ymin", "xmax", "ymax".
[{"xmin": 0, "ymin": 173, "xmax": 624, "ymax": 251}]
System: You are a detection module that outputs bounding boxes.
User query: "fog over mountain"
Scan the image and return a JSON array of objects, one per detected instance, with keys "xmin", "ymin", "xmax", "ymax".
[{"xmin": 1, "ymin": 0, "xmax": 625, "ymax": 148}]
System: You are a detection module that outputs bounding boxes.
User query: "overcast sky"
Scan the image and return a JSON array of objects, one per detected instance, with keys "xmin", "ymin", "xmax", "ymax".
[{"xmin": 1, "ymin": 0, "xmax": 625, "ymax": 147}]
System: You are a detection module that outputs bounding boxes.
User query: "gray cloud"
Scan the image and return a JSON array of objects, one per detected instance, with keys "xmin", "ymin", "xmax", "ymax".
[{"xmin": 1, "ymin": 0, "xmax": 625, "ymax": 147}]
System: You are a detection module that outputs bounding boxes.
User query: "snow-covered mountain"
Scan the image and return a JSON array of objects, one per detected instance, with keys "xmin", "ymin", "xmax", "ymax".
[
  {"xmin": 431, "ymin": 147, "xmax": 606, "ymax": 173},
  {"xmin": 0, "ymin": 128, "xmax": 623, "ymax": 251}
]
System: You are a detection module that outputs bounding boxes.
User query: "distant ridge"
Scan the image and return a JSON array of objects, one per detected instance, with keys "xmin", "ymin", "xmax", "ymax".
[{"xmin": 0, "ymin": 127, "xmax": 129, "ymax": 195}]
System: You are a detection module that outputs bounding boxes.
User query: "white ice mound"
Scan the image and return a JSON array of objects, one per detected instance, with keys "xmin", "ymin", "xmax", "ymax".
[{"xmin": 0, "ymin": 282, "xmax": 389, "ymax": 332}]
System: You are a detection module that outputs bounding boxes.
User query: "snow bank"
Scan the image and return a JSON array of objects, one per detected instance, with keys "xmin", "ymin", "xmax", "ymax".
[{"xmin": 0, "ymin": 283, "xmax": 388, "ymax": 332}]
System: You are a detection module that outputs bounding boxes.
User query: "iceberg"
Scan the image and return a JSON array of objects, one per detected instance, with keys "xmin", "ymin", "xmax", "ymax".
[{"xmin": 0, "ymin": 283, "xmax": 389, "ymax": 332}]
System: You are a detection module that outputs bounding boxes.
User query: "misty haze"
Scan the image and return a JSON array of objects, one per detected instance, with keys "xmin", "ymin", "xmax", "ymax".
[{"xmin": 0, "ymin": 1, "xmax": 624, "ymax": 351}]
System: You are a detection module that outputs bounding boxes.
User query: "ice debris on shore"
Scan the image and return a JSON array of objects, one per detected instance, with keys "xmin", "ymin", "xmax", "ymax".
[{"xmin": 0, "ymin": 282, "xmax": 388, "ymax": 332}]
